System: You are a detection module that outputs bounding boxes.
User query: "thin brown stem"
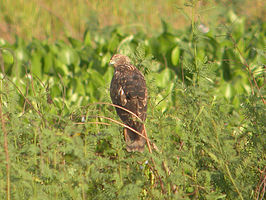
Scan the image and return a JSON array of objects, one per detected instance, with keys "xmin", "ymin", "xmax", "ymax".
[
  {"xmin": 91, "ymin": 102, "xmax": 153, "ymax": 153},
  {"xmin": 92, "ymin": 102, "xmax": 144, "ymax": 122},
  {"xmin": 88, "ymin": 115, "xmax": 150, "ymax": 142},
  {"xmin": 225, "ymin": 164, "xmax": 244, "ymax": 200},
  {"xmin": 163, "ymin": 55, "xmax": 168, "ymax": 68},
  {"xmin": 148, "ymin": 159, "xmax": 166, "ymax": 194},
  {"xmin": 0, "ymin": 92, "xmax": 10, "ymax": 200},
  {"xmin": 143, "ymin": 125, "xmax": 152, "ymax": 153},
  {"xmin": 22, "ymin": 83, "xmax": 30, "ymax": 114},
  {"xmin": 74, "ymin": 121, "xmax": 111, "ymax": 126},
  {"xmin": 91, "ymin": 103, "xmax": 164, "ymax": 192},
  {"xmin": 256, "ymin": 166, "xmax": 266, "ymax": 200},
  {"xmin": 58, "ymin": 73, "xmax": 66, "ymax": 111},
  {"xmin": 28, "ymin": 64, "xmax": 36, "ymax": 97}
]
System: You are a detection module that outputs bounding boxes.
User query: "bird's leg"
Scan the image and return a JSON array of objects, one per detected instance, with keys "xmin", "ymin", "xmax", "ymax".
[
  {"xmin": 123, "ymin": 128, "xmax": 129, "ymax": 143},
  {"xmin": 124, "ymin": 128, "xmax": 133, "ymax": 144}
]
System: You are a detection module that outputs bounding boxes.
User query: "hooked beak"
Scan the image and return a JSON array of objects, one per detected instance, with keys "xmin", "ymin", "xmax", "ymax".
[{"xmin": 109, "ymin": 60, "xmax": 115, "ymax": 66}]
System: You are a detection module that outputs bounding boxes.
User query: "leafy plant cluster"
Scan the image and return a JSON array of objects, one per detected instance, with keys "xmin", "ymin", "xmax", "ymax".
[
  {"xmin": 1, "ymin": 10, "xmax": 265, "ymax": 109},
  {"xmin": 0, "ymin": 9, "xmax": 265, "ymax": 200}
]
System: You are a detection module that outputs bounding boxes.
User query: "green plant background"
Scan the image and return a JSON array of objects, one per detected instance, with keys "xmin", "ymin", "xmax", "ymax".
[{"xmin": 0, "ymin": 0, "xmax": 265, "ymax": 199}]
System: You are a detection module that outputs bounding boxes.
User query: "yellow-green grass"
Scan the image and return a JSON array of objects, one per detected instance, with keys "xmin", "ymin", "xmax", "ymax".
[{"xmin": 0, "ymin": 0, "xmax": 264, "ymax": 42}]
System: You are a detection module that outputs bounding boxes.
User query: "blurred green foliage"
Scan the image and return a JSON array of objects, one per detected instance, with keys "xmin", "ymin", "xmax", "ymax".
[
  {"xmin": 0, "ymin": 8, "xmax": 265, "ymax": 200},
  {"xmin": 1, "ymin": 10, "xmax": 265, "ymax": 110}
]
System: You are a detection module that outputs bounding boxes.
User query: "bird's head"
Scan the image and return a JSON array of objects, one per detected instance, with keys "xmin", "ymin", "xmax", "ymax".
[{"xmin": 109, "ymin": 54, "xmax": 131, "ymax": 67}]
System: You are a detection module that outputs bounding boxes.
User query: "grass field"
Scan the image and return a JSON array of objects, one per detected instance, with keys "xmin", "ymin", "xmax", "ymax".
[{"xmin": 0, "ymin": 0, "xmax": 265, "ymax": 42}]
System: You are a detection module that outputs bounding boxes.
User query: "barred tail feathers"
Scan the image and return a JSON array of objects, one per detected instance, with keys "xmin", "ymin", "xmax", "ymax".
[{"xmin": 123, "ymin": 125, "xmax": 146, "ymax": 152}]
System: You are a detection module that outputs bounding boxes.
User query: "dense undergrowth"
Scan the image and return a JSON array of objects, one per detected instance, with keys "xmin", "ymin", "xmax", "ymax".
[{"xmin": 0, "ymin": 7, "xmax": 265, "ymax": 200}]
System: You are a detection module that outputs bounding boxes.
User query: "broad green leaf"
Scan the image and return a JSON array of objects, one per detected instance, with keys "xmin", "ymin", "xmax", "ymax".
[
  {"xmin": 58, "ymin": 48, "xmax": 80, "ymax": 66},
  {"xmin": 15, "ymin": 48, "xmax": 28, "ymax": 62},
  {"xmin": 75, "ymin": 79, "xmax": 85, "ymax": 96},
  {"xmin": 2, "ymin": 49, "xmax": 14, "ymax": 64},
  {"xmin": 108, "ymin": 34, "xmax": 120, "ymax": 51},
  {"xmin": 68, "ymin": 37, "xmax": 82, "ymax": 48},
  {"xmin": 197, "ymin": 49, "xmax": 205, "ymax": 61},
  {"xmin": 154, "ymin": 68, "xmax": 175, "ymax": 88},
  {"xmin": 43, "ymin": 51, "xmax": 53, "ymax": 73},
  {"xmin": 221, "ymin": 50, "xmax": 231, "ymax": 81},
  {"xmin": 103, "ymin": 65, "xmax": 114, "ymax": 82},
  {"xmin": 50, "ymin": 83, "xmax": 62, "ymax": 97},
  {"xmin": 91, "ymin": 71, "xmax": 105, "ymax": 86},
  {"xmin": 155, "ymin": 93, "xmax": 170, "ymax": 113},
  {"xmin": 54, "ymin": 58, "xmax": 70, "ymax": 76},
  {"xmin": 84, "ymin": 30, "xmax": 91, "ymax": 46},
  {"xmin": 31, "ymin": 52, "xmax": 42, "ymax": 78},
  {"xmin": 171, "ymin": 45, "xmax": 180, "ymax": 66},
  {"xmin": 157, "ymin": 33, "xmax": 177, "ymax": 54},
  {"xmin": 224, "ymin": 83, "xmax": 233, "ymax": 100},
  {"xmin": 101, "ymin": 52, "xmax": 111, "ymax": 67}
]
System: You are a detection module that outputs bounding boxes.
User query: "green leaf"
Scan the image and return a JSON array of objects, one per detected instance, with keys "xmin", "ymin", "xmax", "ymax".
[
  {"xmin": 84, "ymin": 30, "xmax": 91, "ymax": 46},
  {"xmin": 75, "ymin": 79, "xmax": 85, "ymax": 96},
  {"xmin": 154, "ymin": 68, "xmax": 175, "ymax": 88},
  {"xmin": 207, "ymin": 151, "xmax": 219, "ymax": 164},
  {"xmin": 54, "ymin": 58, "xmax": 70, "ymax": 76},
  {"xmin": 58, "ymin": 48, "xmax": 80, "ymax": 66},
  {"xmin": 221, "ymin": 50, "xmax": 231, "ymax": 81},
  {"xmin": 108, "ymin": 34, "xmax": 120, "ymax": 51},
  {"xmin": 50, "ymin": 83, "xmax": 61, "ymax": 97},
  {"xmin": 15, "ymin": 48, "xmax": 28, "ymax": 62},
  {"xmin": 31, "ymin": 52, "xmax": 42, "ymax": 78},
  {"xmin": 157, "ymin": 33, "xmax": 177, "ymax": 54},
  {"xmin": 101, "ymin": 52, "xmax": 111, "ymax": 67},
  {"xmin": 43, "ymin": 51, "xmax": 53, "ymax": 73},
  {"xmin": 171, "ymin": 45, "xmax": 180, "ymax": 66},
  {"xmin": 224, "ymin": 83, "xmax": 234, "ymax": 100},
  {"xmin": 2, "ymin": 49, "xmax": 14, "ymax": 64},
  {"xmin": 103, "ymin": 66, "xmax": 114, "ymax": 82},
  {"xmin": 68, "ymin": 37, "xmax": 82, "ymax": 48}
]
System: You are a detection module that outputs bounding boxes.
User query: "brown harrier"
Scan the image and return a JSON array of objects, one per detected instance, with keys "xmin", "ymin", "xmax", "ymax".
[{"xmin": 110, "ymin": 54, "xmax": 148, "ymax": 152}]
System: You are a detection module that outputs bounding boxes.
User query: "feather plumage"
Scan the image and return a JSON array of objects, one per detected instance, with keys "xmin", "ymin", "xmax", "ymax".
[{"xmin": 110, "ymin": 54, "xmax": 148, "ymax": 152}]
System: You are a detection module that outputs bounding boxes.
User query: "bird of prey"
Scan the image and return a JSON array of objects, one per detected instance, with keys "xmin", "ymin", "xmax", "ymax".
[{"xmin": 110, "ymin": 54, "xmax": 148, "ymax": 152}]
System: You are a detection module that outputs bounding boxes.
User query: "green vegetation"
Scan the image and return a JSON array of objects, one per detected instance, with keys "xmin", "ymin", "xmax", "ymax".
[
  {"xmin": 0, "ymin": 0, "xmax": 264, "ymax": 42},
  {"xmin": 0, "ymin": 0, "xmax": 265, "ymax": 199}
]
